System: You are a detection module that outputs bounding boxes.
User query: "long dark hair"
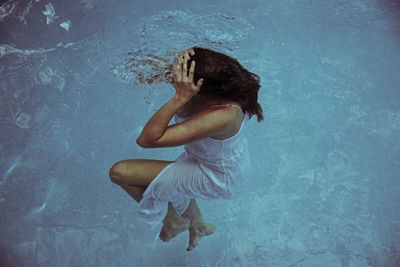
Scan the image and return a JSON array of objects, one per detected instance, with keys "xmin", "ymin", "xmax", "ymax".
[
  {"xmin": 187, "ymin": 47, "xmax": 263, "ymax": 122},
  {"xmin": 124, "ymin": 47, "xmax": 263, "ymax": 121}
]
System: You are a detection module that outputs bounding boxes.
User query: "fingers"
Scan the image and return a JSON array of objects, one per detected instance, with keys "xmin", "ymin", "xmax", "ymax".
[
  {"xmin": 183, "ymin": 50, "xmax": 190, "ymax": 61},
  {"xmin": 178, "ymin": 52, "xmax": 184, "ymax": 64},
  {"xmin": 178, "ymin": 50, "xmax": 189, "ymax": 64},
  {"xmin": 175, "ymin": 57, "xmax": 182, "ymax": 82},
  {"xmin": 174, "ymin": 49, "xmax": 203, "ymax": 91},
  {"xmin": 177, "ymin": 49, "xmax": 194, "ymax": 65},
  {"xmin": 195, "ymin": 78, "xmax": 204, "ymax": 90},
  {"xmin": 188, "ymin": 61, "xmax": 203, "ymax": 91},
  {"xmin": 180, "ymin": 49, "xmax": 194, "ymax": 59},
  {"xmin": 188, "ymin": 61, "xmax": 195, "ymax": 81},
  {"xmin": 176, "ymin": 50, "xmax": 190, "ymax": 82},
  {"xmin": 182, "ymin": 56, "xmax": 188, "ymax": 82}
]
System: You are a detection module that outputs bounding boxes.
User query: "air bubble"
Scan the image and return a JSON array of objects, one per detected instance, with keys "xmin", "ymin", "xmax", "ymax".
[
  {"xmin": 15, "ymin": 112, "xmax": 31, "ymax": 129},
  {"xmin": 37, "ymin": 66, "xmax": 54, "ymax": 85}
]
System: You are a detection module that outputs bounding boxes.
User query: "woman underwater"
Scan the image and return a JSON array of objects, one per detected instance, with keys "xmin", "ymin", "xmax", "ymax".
[{"xmin": 109, "ymin": 47, "xmax": 263, "ymax": 251}]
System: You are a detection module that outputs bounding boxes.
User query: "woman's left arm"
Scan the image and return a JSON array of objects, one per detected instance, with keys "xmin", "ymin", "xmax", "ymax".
[
  {"xmin": 136, "ymin": 94, "xmax": 189, "ymax": 147},
  {"xmin": 136, "ymin": 49, "xmax": 203, "ymax": 147}
]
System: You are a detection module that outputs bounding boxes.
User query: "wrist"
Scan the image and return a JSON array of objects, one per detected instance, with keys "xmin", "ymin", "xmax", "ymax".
[{"xmin": 173, "ymin": 94, "xmax": 191, "ymax": 105}]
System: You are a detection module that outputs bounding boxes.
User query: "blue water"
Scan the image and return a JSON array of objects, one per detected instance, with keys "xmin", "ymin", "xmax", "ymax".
[{"xmin": 1, "ymin": 0, "xmax": 400, "ymax": 266}]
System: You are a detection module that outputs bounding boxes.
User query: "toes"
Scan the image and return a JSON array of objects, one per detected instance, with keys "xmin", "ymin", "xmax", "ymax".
[
  {"xmin": 187, "ymin": 235, "xmax": 199, "ymax": 251},
  {"xmin": 186, "ymin": 222, "xmax": 216, "ymax": 251},
  {"xmin": 186, "ymin": 227, "xmax": 202, "ymax": 251}
]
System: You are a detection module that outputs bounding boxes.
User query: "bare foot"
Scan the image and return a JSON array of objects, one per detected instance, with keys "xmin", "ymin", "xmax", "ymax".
[
  {"xmin": 187, "ymin": 221, "xmax": 215, "ymax": 251},
  {"xmin": 159, "ymin": 217, "xmax": 190, "ymax": 242}
]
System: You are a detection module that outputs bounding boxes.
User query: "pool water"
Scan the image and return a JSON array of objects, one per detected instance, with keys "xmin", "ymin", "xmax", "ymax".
[{"xmin": 1, "ymin": 0, "xmax": 400, "ymax": 266}]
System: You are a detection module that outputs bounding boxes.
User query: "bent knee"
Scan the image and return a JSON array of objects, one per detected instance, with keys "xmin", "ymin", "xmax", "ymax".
[
  {"xmin": 109, "ymin": 161, "xmax": 125, "ymax": 183},
  {"xmin": 109, "ymin": 159, "xmax": 171, "ymax": 186}
]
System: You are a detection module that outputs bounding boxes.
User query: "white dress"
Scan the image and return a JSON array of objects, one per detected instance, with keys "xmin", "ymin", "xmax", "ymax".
[{"xmin": 138, "ymin": 104, "xmax": 251, "ymax": 226}]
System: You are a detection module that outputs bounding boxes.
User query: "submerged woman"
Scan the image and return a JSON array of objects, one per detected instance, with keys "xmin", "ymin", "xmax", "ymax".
[{"xmin": 109, "ymin": 47, "xmax": 263, "ymax": 251}]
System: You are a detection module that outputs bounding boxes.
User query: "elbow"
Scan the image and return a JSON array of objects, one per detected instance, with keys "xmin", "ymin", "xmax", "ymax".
[
  {"xmin": 136, "ymin": 137, "xmax": 152, "ymax": 148},
  {"xmin": 136, "ymin": 138, "xmax": 147, "ymax": 148}
]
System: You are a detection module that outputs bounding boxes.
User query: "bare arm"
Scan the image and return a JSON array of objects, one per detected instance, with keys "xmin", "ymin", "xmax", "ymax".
[
  {"xmin": 137, "ymin": 104, "xmax": 238, "ymax": 148},
  {"xmin": 136, "ymin": 49, "xmax": 205, "ymax": 147},
  {"xmin": 136, "ymin": 94, "xmax": 188, "ymax": 147}
]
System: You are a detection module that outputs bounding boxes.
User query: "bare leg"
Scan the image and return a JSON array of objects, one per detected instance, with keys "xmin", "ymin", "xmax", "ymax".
[
  {"xmin": 159, "ymin": 202, "xmax": 190, "ymax": 242},
  {"xmin": 110, "ymin": 159, "xmax": 190, "ymax": 242},
  {"xmin": 109, "ymin": 160, "xmax": 213, "ymax": 247},
  {"xmin": 118, "ymin": 184, "xmax": 146, "ymax": 203},
  {"xmin": 109, "ymin": 159, "xmax": 173, "ymax": 202},
  {"xmin": 182, "ymin": 199, "xmax": 215, "ymax": 251}
]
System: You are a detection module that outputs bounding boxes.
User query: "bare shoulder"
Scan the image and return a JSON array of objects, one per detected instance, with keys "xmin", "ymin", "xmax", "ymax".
[
  {"xmin": 199, "ymin": 105, "xmax": 243, "ymax": 139},
  {"xmin": 196, "ymin": 104, "xmax": 242, "ymax": 124}
]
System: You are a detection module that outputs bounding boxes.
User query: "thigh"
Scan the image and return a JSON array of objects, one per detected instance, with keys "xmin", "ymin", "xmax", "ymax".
[{"xmin": 109, "ymin": 159, "xmax": 174, "ymax": 186}]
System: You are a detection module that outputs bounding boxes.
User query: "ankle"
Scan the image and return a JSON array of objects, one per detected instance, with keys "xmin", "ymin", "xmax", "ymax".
[
  {"xmin": 188, "ymin": 217, "xmax": 206, "ymax": 226},
  {"xmin": 164, "ymin": 215, "xmax": 189, "ymax": 226}
]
